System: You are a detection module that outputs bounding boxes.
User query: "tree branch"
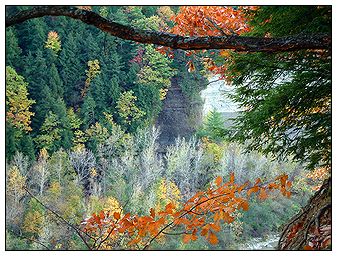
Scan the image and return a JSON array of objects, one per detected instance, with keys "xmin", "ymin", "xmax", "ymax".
[
  {"xmin": 23, "ymin": 187, "xmax": 93, "ymax": 250},
  {"xmin": 6, "ymin": 6, "xmax": 331, "ymax": 52}
]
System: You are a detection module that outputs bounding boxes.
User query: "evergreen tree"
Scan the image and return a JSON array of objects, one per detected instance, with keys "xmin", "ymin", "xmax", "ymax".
[
  {"xmin": 197, "ymin": 111, "xmax": 228, "ymax": 143},
  {"xmin": 81, "ymin": 94, "xmax": 97, "ymax": 130},
  {"xmin": 34, "ymin": 111, "xmax": 61, "ymax": 152},
  {"xmin": 59, "ymin": 32, "xmax": 85, "ymax": 107},
  {"xmin": 228, "ymin": 6, "xmax": 331, "ymax": 169},
  {"xmin": 15, "ymin": 18, "xmax": 47, "ymax": 54},
  {"xmin": 48, "ymin": 63, "xmax": 64, "ymax": 96},
  {"xmin": 6, "ymin": 28, "xmax": 22, "ymax": 70}
]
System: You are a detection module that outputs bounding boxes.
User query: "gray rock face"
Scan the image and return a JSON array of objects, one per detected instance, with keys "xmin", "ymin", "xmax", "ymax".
[
  {"xmin": 155, "ymin": 76, "xmax": 240, "ymax": 151},
  {"xmin": 155, "ymin": 77, "xmax": 195, "ymax": 151}
]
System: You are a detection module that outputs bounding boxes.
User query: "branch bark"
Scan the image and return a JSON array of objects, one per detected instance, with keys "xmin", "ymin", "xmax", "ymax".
[{"xmin": 6, "ymin": 6, "xmax": 331, "ymax": 52}]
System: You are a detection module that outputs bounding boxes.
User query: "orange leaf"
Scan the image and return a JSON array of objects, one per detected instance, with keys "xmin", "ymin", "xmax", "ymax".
[
  {"xmin": 255, "ymin": 177, "xmax": 261, "ymax": 185},
  {"xmin": 99, "ymin": 210, "xmax": 105, "ymax": 219},
  {"xmin": 210, "ymin": 223, "xmax": 221, "ymax": 232},
  {"xmin": 208, "ymin": 231, "xmax": 219, "ymax": 245},
  {"xmin": 247, "ymin": 186, "xmax": 259, "ymax": 197},
  {"xmin": 258, "ymin": 188, "xmax": 268, "ymax": 200},
  {"xmin": 182, "ymin": 234, "xmax": 191, "ymax": 244},
  {"xmin": 150, "ymin": 208, "xmax": 155, "ymax": 219},
  {"xmin": 286, "ymin": 180, "xmax": 292, "ymax": 188},
  {"xmin": 165, "ymin": 202, "xmax": 175, "ymax": 214},
  {"xmin": 215, "ymin": 176, "xmax": 222, "ymax": 187},
  {"xmin": 113, "ymin": 212, "xmax": 121, "ymax": 220},
  {"xmin": 127, "ymin": 237, "xmax": 141, "ymax": 246},
  {"xmin": 240, "ymin": 200, "xmax": 249, "ymax": 211},
  {"xmin": 123, "ymin": 213, "xmax": 131, "ymax": 220},
  {"xmin": 222, "ymin": 211, "xmax": 234, "ymax": 223},
  {"xmin": 191, "ymin": 234, "xmax": 198, "ymax": 241},
  {"xmin": 229, "ymin": 173, "xmax": 235, "ymax": 183},
  {"xmin": 303, "ymin": 245, "xmax": 313, "ymax": 250},
  {"xmin": 201, "ymin": 225, "xmax": 209, "ymax": 236}
]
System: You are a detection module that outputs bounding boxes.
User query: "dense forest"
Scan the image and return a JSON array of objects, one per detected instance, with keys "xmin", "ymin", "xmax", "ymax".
[{"xmin": 5, "ymin": 6, "xmax": 331, "ymax": 250}]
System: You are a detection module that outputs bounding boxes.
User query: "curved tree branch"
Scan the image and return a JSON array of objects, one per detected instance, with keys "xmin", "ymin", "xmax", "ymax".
[{"xmin": 6, "ymin": 6, "xmax": 331, "ymax": 52}]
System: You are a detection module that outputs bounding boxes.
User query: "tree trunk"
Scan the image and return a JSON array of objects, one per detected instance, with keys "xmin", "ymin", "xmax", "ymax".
[{"xmin": 278, "ymin": 177, "xmax": 331, "ymax": 250}]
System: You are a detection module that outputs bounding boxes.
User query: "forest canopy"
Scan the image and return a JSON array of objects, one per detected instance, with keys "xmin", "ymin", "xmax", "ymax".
[{"xmin": 5, "ymin": 5, "xmax": 331, "ymax": 251}]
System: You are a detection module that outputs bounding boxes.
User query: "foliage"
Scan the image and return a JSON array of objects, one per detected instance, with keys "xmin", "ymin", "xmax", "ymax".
[
  {"xmin": 34, "ymin": 111, "xmax": 61, "ymax": 152},
  {"xmin": 155, "ymin": 178, "xmax": 181, "ymax": 212},
  {"xmin": 5, "ymin": 5, "xmax": 331, "ymax": 251},
  {"xmin": 22, "ymin": 198, "xmax": 45, "ymax": 239},
  {"xmin": 82, "ymin": 173, "xmax": 292, "ymax": 249},
  {"xmin": 116, "ymin": 90, "xmax": 146, "ymax": 125},
  {"xmin": 226, "ymin": 6, "xmax": 331, "ymax": 170},
  {"xmin": 197, "ymin": 110, "xmax": 228, "ymax": 142},
  {"xmin": 45, "ymin": 31, "xmax": 61, "ymax": 54},
  {"xmin": 6, "ymin": 66, "xmax": 35, "ymax": 132},
  {"xmin": 82, "ymin": 59, "xmax": 101, "ymax": 97}
]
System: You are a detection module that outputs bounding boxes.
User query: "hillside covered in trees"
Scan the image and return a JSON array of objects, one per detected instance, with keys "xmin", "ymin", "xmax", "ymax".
[{"xmin": 5, "ymin": 6, "xmax": 331, "ymax": 250}]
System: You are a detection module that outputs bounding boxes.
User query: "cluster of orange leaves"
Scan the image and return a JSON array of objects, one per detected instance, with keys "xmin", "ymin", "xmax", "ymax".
[
  {"xmin": 171, "ymin": 6, "xmax": 252, "ymax": 37},
  {"xmin": 81, "ymin": 173, "xmax": 291, "ymax": 250},
  {"xmin": 157, "ymin": 6, "xmax": 257, "ymax": 78}
]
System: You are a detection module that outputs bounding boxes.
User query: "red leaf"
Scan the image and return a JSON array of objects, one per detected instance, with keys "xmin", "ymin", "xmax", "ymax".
[{"xmin": 150, "ymin": 208, "xmax": 155, "ymax": 219}]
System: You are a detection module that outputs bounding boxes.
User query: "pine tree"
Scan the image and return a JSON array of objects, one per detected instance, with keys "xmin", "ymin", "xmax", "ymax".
[
  {"xmin": 6, "ymin": 28, "xmax": 23, "ymax": 70},
  {"xmin": 59, "ymin": 32, "xmax": 85, "ymax": 107},
  {"xmin": 34, "ymin": 111, "xmax": 61, "ymax": 152},
  {"xmin": 81, "ymin": 94, "xmax": 97, "ymax": 130},
  {"xmin": 15, "ymin": 17, "xmax": 47, "ymax": 54},
  {"xmin": 48, "ymin": 63, "xmax": 64, "ymax": 97}
]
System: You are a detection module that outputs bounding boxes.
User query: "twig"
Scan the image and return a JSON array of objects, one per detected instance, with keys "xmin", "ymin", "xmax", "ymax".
[
  {"xmin": 23, "ymin": 187, "xmax": 92, "ymax": 250},
  {"xmin": 142, "ymin": 179, "xmax": 280, "ymax": 250}
]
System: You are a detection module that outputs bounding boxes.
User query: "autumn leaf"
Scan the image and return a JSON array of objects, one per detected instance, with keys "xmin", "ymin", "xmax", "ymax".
[
  {"xmin": 99, "ymin": 210, "xmax": 105, "ymax": 220},
  {"xmin": 150, "ymin": 208, "xmax": 155, "ymax": 219},
  {"xmin": 208, "ymin": 231, "xmax": 219, "ymax": 245},
  {"xmin": 182, "ymin": 234, "xmax": 191, "ymax": 244},
  {"xmin": 286, "ymin": 180, "xmax": 292, "ymax": 188},
  {"xmin": 303, "ymin": 245, "xmax": 314, "ymax": 250},
  {"xmin": 215, "ymin": 176, "xmax": 222, "ymax": 187},
  {"xmin": 210, "ymin": 223, "xmax": 221, "ymax": 232},
  {"xmin": 113, "ymin": 211, "xmax": 121, "ymax": 220},
  {"xmin": 229, "ymin": 172, "xmax": 235, "ymax": 183},
  {"xmin": 240, "ymin": 200, "xmax": 249, "ymax": 211},
  {"xmin": 247, "ymin": 186, "xmax": 259, "ymax": 197},
  {"xmin": 128, "ymin": 237, "xmax": 141, "ymax": 246},
  {"xmin": 258, "ymin": 188, "xmax": 268, "ymax": 200},
  {"xmin": 165, "ymin": 202, "xmax": 175, "ymax": 214}
]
